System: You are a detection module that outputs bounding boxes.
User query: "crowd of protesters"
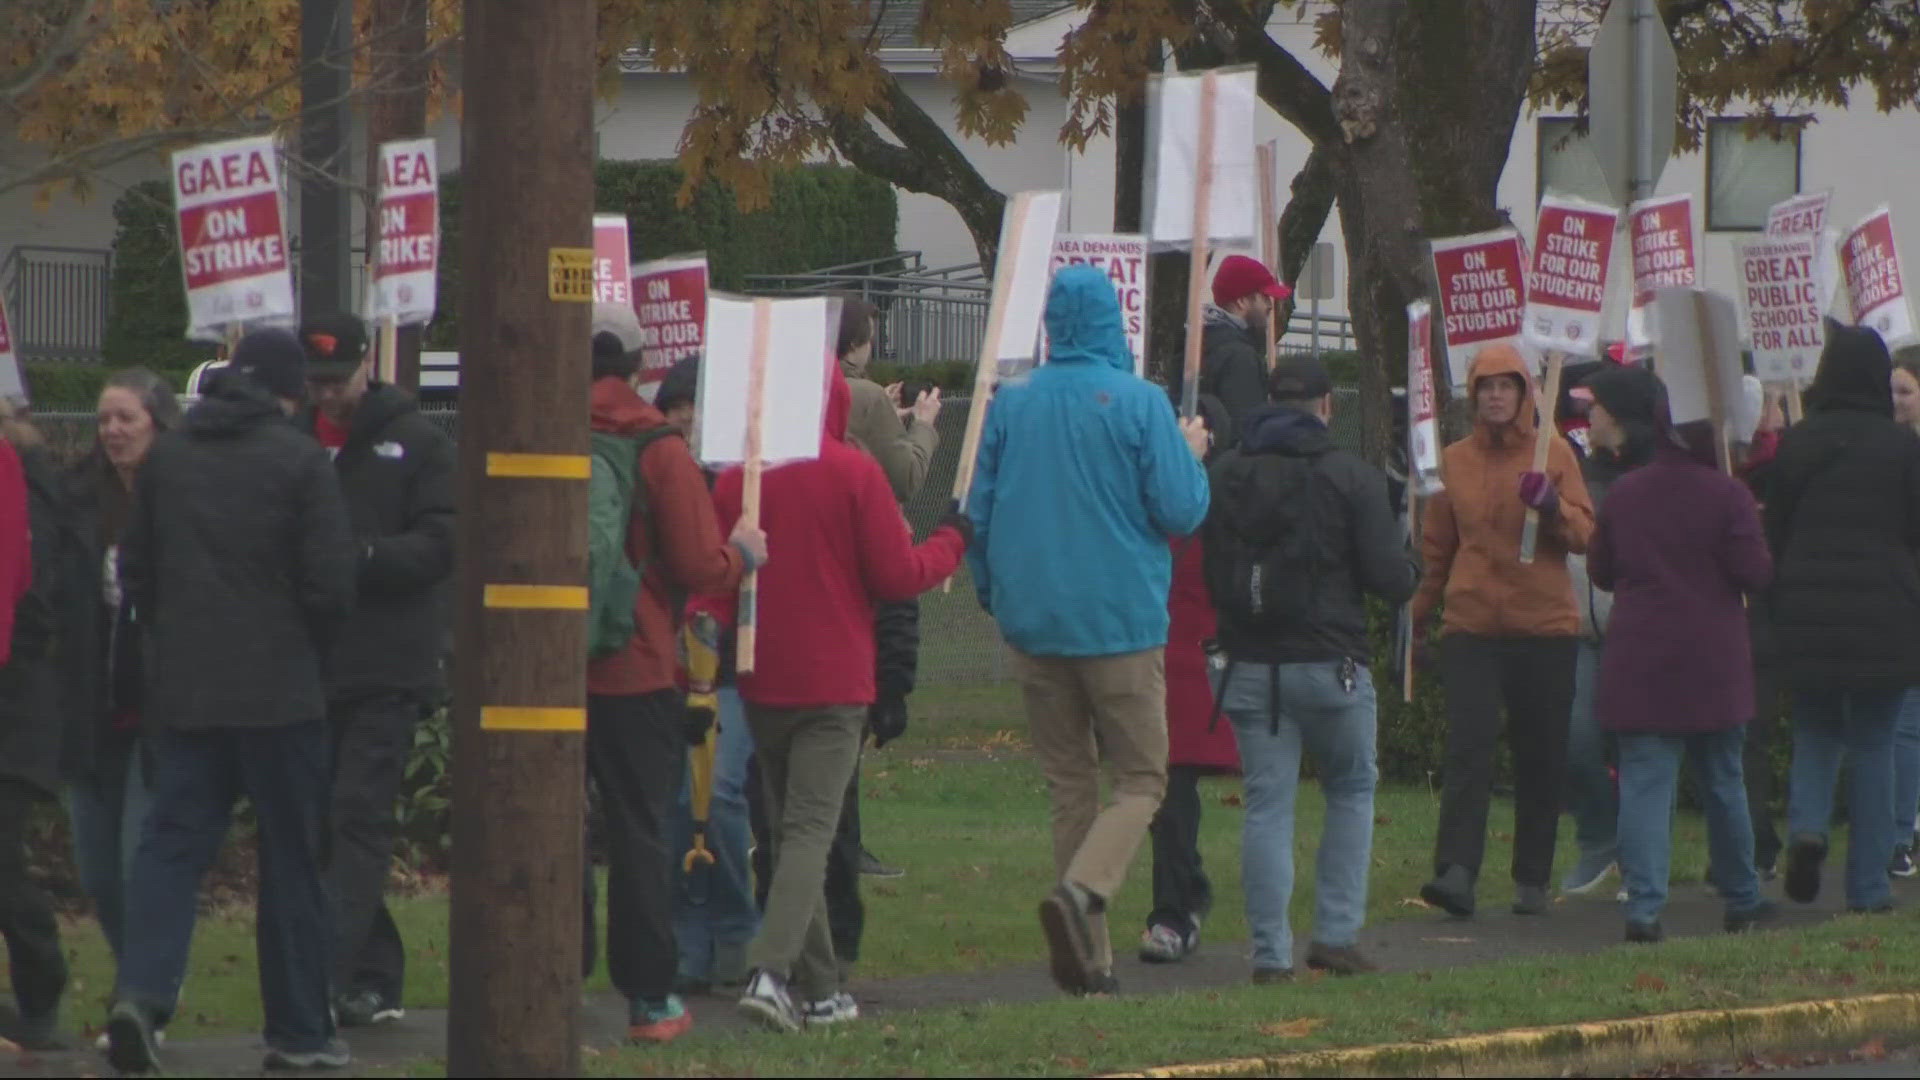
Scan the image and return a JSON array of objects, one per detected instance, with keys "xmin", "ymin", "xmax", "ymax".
[{"xmin": 2, "ymin": 249, "xmax": 1918, "ymax": 1069}]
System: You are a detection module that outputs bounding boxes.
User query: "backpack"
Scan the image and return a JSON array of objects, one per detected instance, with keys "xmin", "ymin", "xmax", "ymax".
[
  {"xmin": 587, "ymin": 426, "xmax": 680, "ymax": 660},
  {"xmin": 1204, "ymin": 448, "xmax": 1327, "ymax": 632}
]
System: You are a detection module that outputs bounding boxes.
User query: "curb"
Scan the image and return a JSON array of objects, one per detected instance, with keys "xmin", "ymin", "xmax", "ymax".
[{"xmin": 1100, "ymin": 992, "xmax": 1920, "ymax": 1078}]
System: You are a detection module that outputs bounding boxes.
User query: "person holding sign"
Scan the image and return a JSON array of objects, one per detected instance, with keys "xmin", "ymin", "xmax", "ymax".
[
  {"xmin": 1202, "ymin": 255, "xmax": 1292, "ymax": 431},
  {"xmin": 1410, "ymin": 343, "xmax": 1594, "ymax": 919},
  {"xmin": 965, "ymin": 265, "xmax": 1210, "ymax": 996},
  {"xmin": 1582, "ymin": 365, "xmax": 1776, "ymax": 942}
]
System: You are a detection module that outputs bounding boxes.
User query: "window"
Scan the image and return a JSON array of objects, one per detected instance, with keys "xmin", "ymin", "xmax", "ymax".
[
  {"xmin": 1535, "ymin": 117, "xmax": 1613, "ymax": 206},
  {"xmin": 1706, "ymin": 117, "xmax": 1801, "ymax": 231}
]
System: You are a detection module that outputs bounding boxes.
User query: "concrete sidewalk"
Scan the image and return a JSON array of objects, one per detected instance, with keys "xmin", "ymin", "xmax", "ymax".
[{"xmin": 0, "ymin": 879, "xmax": 1879, "ymax": 1077}]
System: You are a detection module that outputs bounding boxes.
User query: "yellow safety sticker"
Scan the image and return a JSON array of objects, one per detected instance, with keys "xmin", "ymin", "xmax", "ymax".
[
  {"xmin": 480, "ymin": 706, "xmax": 586, "ymax": 732},
  {"xmin": 483, "ymin": 584, "xmax": 589, "ymax": 611},
  {"xmin": 548, "ymin": 248, "xmax": 594, "ymax": 302},
  {"xmin": 486, "ymin": 452, "xmax": 591, "ymax": 479}
]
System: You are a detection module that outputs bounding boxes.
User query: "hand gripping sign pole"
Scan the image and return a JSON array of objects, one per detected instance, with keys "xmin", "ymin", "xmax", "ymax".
[
  {"xmin": 1516, "ymin": 352, "xmax": 1565, "ymax": 566},
  {"xmin": 735, "ymin": 298, "xmax": 772, "ymax": 673}
]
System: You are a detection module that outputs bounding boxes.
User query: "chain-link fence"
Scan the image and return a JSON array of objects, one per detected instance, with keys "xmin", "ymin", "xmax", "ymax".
[{"xmin": 30, "ymin": 388, "xmax": 1364, "ymax": 688}]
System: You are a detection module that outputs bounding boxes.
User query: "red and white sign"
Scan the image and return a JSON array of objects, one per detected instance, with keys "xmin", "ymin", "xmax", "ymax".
[
  {"xmin": 1407, "ymin": 299, "xmax": 1442, "ymax": 495},
  {"xmin": 1626, "ymin": 193, "xmax": 1698, "ymax": 359},
  {"xmin": 631, "ymin": 254, "xmax": 708, "ymax": 389},
  {"xmin": 1842, "ymin": 206, "xmax": 1914, "ymax": 345},
  {"xmin": 1524, "ymin": 194, "xmax": 1618, "ymax": 357},
  {"xmin": 1430, "ymin": 228, "xmax": 1527, "ymax": 389},
  {"xmin": 0, "ymin": 293, "xmax": 23, "ymax": 400},
  {"xmin": 367, "ymin": 138, "xmax": 438, "ymax": 326},
  {"xmin": 1737, "ymin": 234, "xmax": 1825, "ymax": 385},
  {"xmin": 1049, "ymin": 233, "xmax": 1148, "ymax": 376},
  {"xmin": 171, "ymin": 135, "xmax": 295, "ymax": 340},
  {"xmin": 593, "ymin": 215, "xmax": 632, "ymax": 307},
  {"xmin": 1766, "ymin": 190, "xmax": 1831, "ymax": 238}
]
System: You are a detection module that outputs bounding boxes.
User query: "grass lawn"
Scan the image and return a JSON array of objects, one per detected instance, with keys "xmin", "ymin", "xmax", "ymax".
[{"xmin": 39, "ymin": 684, "xmax": 1723, "ymax": 1045}]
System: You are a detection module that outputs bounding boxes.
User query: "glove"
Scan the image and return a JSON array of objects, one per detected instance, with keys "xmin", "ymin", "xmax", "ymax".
[
  {"xmin": 1518, "ymin": 471, "xmax": 1559, "ymax": 515},
  {"xmin": 682, "ymin": 612, "xmax": 722, "ymax": 746},
  {"xmin": 939, "ymin": 510, "xmax": 976, "ymax": 550},
  {"xmin": 868, "ymin": 695, "xmax": 908, "ymax": 749}
]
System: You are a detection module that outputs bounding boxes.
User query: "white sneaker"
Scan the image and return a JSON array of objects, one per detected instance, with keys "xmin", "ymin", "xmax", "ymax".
[
  {"xmin": 737, "ymin": 969, "xmax": 802, "ymax": 1033},
  {"xmin": 95, "ymin": 1028, "xmax": 166, "ymax": 1052},
  {"xmin": 803, "ymin": 992, "xmax": 860, "ymax": 1027}
]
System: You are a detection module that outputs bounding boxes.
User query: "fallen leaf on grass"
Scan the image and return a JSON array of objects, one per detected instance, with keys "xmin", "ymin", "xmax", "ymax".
[
  {"xmin": 1374, "ymin": 813, "xmax": 1394, "ymax": 825},
  {"xmin": 1842, "ymin": 935, "xmax": 1883, "ymax": 952},
  {"xmin": 1258, "ymin": 1017, "xmax": 1327, "ymax": 1039},
  {"xmin": 1633, "ymin": 972, "xmax": 1667, "ymax": 992},
  {"xmin": 1398, "ymin": 897, "xmax": 1430, "ymax": 908},
  {"xmin": 1858, "ymin": 1037, "xmax": 1889, "ymax": 1060},
  {"xmin": 1219, "ymin": 792, "xmax": 1244, "ymax": 808}
]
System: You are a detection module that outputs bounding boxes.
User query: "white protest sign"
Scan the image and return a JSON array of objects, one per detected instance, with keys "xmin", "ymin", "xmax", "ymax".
[
  {"xmin": 1524, "ymin": 194, "xmax": 1619, "ymax": 357},
  {"xmin": 1736, "ymin": 234, "xmax": 1824, "ymax": 385},
  {"xmin": 1407, "ymin": 300, "xmax": 1442, "ymax": 495},
  {"xmin": 1627, "ymin": 193, "xmax": 1698, "ymax": 360},
  {"xmin": 1654, "ymin": 286, "xmax": 1744, "ymax": 431},
  {"xmin": 1767, "ymin": 190, "xmax": 1831, "ymax": 238},
  {"xmin": 1143, "ymin": 67, "xmax": 1258, "ymax": 250},
  {"xmin": 1049, "ymin": 233, "xmax": 1148, "ymax": 376},
  {"xmin": 993, "ymin": 191, "xmax": 1064, "ymax": 375},
  {"xmin": 171, "ymin": 135, "xmax": 296, "ymax": 340},
  {"xmin": 697, "ymin": 294, "xmax": 834, "ymax": 466},
  {"xmin": 1842, "ymin": 206, "xmax": 1915, "ymax": 345},
  {"xmin": 0, "ymin": 293, "xmax": 23, "ymax": 401},
  {"xmin": 366, "ymin": 138, "xmax": 438, "ymax": 326},
  {"xmin": 1430, "ymin": 229, "xmax": 1528, "ymax": 390}
]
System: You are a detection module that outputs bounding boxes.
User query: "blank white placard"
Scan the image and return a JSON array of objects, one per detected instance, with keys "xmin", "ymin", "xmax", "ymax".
[
  {"xmin": 697, "ymin": 294, "xmax": 833, "ymax": 467},
  {"xmin": 995, "ymin": 191, "xmax": 1064, "ymax": 364},
  {"xmin": 1144, "ymin": 67, "xmax": 1258, "ymax": 250},
  {"xmin": 1654, "ymin": 286, "xmax": 1744, "ymax": 428}
]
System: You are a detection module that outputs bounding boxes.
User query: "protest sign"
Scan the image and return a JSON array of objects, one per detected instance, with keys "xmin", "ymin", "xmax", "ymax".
[
  {"xmin": 992, "ymin": 191, "xmax": 1063, "ymax": 377},
  {"xmin": 171, "ymin": 135, "xmax": 295, "ymax": 340},
  {"xmin": 1736, "ymin": 234, "xmax": 1824, "ymax": 385},
  {"xmin": 1766, "ymin": 190, "xmax": 1831, "ymax": 238},
  {"xmin": 1143, "ymin": 66, "xmax": 1258, "ymax": 249},
  {"xmin": 1524, "ymin": 194, "xmax": 1618, "ymax": 357},
  {"xmin": 366, "ymin": 138, "xmax": 438, "ymax": 326},
  {"xmin": 1655, "ymin": 287, "xmax": 1744, "ymax": 469},
  {"xmin": 1627, "ymin": 193, "xmax": 1698, "ymax": 359},
  {"xmin": 631, "ymin": 254, "xmax": 708, "ymax": 391},
  {"xmin": 593, "ymin": 216, "xmax": 632, "ymax": 307},
  {"xmin": 697, "ymin": 294, "xmax": 834, "ymax": 467},
  {"xmin": 1842, "ymin": 206, "xmax": 1915, "ymax": 345},
  {"xmin": 0, "ymin": 293, "xmax": 23, "ymax": 401},
  {"xmin": 1049, "ymin": 233, "xmax": 1148, "ymax": 376},
  {"xmin": 1406, "ymin": 300, "xmax": 1442, "ymax": 495},
  {"xmin": 1430, "ymin": 229, "xmax": 1528, "ymax": 390}
]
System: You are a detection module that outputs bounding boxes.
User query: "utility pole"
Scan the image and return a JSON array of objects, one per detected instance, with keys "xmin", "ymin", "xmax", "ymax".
[
  {"xmin": 298, "ymin": 0, "xmax": 353, "ymax": 320},
  {"xmin": 446, "ymin": 2, "xmax": 596, "ymax": 1075},
  {"xmin": 365, "ymin": 0, "xmax": 430, "ymax": 391}
]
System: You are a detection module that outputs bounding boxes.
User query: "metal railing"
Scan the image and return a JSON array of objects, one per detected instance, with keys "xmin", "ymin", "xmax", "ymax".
[{"xmin": 0, "ymin": 246, "xmax": 112, "ymax": 364}]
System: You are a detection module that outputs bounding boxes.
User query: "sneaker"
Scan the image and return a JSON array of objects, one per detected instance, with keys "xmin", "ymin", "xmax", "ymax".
[
  {"xmin": 1082, "ymin": 971, "xmax": 1121, "ymax": 997},
  {"xmin": 1625, "ymin": 919, "xmax": 1664, "ymax": 943},
  {"xmin": 1784, "ymin": 832, "xmax": 1827, "ymax": 904},
  {"xmin": 628, "ymin": 994, "xmax": 693, "ymax": 1043},
  {"xmin": 1512, "ymin": 884, "xmax": 1551, "ymax": 916},
  {"xmin": 1251, "ymin": 966, "xmax": 1295, "ymax": 985},
  {"xmin": 1725, "ymin": 898, "xmax": 1778, "ymax": 933},
  {"xmin": 858, "ymin": 846, "xmax": 905, "ymax": 879},
  {"xmin": 94, "ymin": 1027, "xmax": 166, "ymax": 1052},
  {"xmin": 1038, "ymin": 884, "xmax": 1101, "ymax": 994},
  {"xmin": 262, "ymin": 1038, "xmax": 351, "ymax": 1071},
  {"xmin": 1137, "ymin": 921, "xmax": 1196, "ymax": 963},
  {"xmin": 802, "ymin": 992, "xmax": 860, "ymax": 1027},
  {"xmin": 106, "ymin": 1002, "xmax": 161, "ymax": 1075},
  {"xmin": 333, "ymin": 988, "xmax": 405, "ymax": 1028},
  {"xmin": 1419, "ymin": 865, "xmax": 1475, "ymax": 917},
  {"xmin": 737, "ymin": 969, "xmax": 802, "ymax": 1034},
  {"xmin": 1560, "ymin": 845, "xmax": 1619, "ymax": 895},
  {"xmin": 1891, "ymin": 843, "xmax": 1917, "ymax": 879},
  {"xmin": 1305, "ymin": 942, "xmax": 1379, "ymax": 976}
]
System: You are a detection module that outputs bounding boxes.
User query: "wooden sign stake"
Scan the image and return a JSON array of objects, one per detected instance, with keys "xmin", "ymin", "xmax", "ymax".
[
  {"xmin": 1257, "ymin": 139, "xmax": 1280, "ymax": 372},
  {"xmin": 1179, "ymin": 71, "xmax": 1219, "ymax": 420},
  {"xmin": 736, "ymin": 298, "xmax": 772, "ymax": 672}
]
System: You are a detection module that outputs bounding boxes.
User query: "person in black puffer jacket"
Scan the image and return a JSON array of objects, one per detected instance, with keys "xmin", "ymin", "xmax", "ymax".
[{"xmin": 1763, "ymin": 321, "xmax": 1920, "ymax": 914}]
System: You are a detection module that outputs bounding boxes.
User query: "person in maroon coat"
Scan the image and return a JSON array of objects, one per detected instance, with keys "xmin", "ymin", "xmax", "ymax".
[{"xmin": 1585, "ymin": 366, "xmax": 1776, "ymax": 943}]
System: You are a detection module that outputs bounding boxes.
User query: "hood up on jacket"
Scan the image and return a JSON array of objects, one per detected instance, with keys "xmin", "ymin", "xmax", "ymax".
[
  {"xmin": 1239, "ymin": 404, "xmax": 1333, "ymax": 458},
  {"xmin": 1809, "ymin": 319, "xmax": 1895, "ymax": 416},
  {"xmin": 1044, "ymin": 264, "xmax": 1133, "ymax": 371},
  {"xmin": 590, "ymin": 374, "xmax": 670, "ymax": 437},
  {"xmin": 1466, "ymin": 343, "xmax": 1536, "ymax": 449}
]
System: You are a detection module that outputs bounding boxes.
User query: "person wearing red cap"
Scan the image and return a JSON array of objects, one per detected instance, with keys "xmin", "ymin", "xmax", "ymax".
[{"xmin": 1203, "ymin": 254, "xmax": 1293, "ymax": 431}]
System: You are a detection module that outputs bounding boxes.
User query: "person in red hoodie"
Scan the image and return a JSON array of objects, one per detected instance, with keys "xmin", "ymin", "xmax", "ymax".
[
  {"xmin": 585, "ymin": 332, "xmax": 765, "ymax": 1044},
  {"xmin": 695, "ymin": 362, "xmax": 968, "ymax": 1034}
]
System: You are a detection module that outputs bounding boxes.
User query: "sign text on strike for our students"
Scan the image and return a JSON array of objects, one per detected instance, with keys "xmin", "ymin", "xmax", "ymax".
[
  {"xmin": 1441, "ymin": 248, "xmax": 1523, "ymax": 337},
  {"xmin": 1631, "ymin": 209, "xmax": 1694, "ymax": 301}
]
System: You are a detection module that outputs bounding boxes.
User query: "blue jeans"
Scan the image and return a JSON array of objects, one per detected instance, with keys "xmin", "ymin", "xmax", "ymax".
[
  {"xmin": 1892, "ymin": 689, "xmax": 1920, "ymax": 843},
  {"xmin": 671, "ymin": 688, "xmax": 760, "ymax": 981},
  {"xmin": 1617, "ymin": 728, "xmax": 1760, "ymax": 924},
  {"xmin": 66, "ymin": 740, "xmax": 150, "ymax": 961},
  {"xmin": 117, "ymin": 720, "xmax": 336, "ymax": 1053},
  {"xmin": 1788, "ymin": 688, "xmax": 1903, "ymax": 909},
  {"xmin": 1565, "ymin": 641, "xmax": 1617, "ymax": 850},
  {"xmin": 1219, "ymin": 660, "xmax": 1377, "ymax": 972}
]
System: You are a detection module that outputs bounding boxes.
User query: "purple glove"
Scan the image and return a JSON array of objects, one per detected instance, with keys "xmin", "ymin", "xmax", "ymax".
[{"xmin": 1519, "ymin": 471, "xmax": 1559, "ymax": 514}]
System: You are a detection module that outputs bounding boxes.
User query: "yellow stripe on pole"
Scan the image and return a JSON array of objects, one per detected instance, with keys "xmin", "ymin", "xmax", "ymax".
[
  {"xmin": 480, "ymin": 707, "xmax": 587, "ymax": 732},
  {"xmin": 485, "ymin": 453, "xmax": 592, "ymax": 479},
  {"xmin": 483, "ymin": 584, "xmax": 589, "ymax": 610}
]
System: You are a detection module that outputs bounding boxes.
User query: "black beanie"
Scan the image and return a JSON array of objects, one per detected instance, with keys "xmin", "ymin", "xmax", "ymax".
[
  {"xmin": 655, "ymin": 355, "xmax": 700, "ymax": 414},
  {"xmin": 1584, "ymin": 364, "xmax": 1664, "ymax": 429},
  {"xmin": 229, "ymin": 328, "xmax": 308, "ymax": 401},
  {"xmin": 591, "ymin": 331, "xmax": 638, "ymax": 381}
]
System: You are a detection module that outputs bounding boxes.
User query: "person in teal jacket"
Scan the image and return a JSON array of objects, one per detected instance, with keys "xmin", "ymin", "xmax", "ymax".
[{"xmin": 965, "ymin": 263, "xmax": 1210, "ymax": 996}]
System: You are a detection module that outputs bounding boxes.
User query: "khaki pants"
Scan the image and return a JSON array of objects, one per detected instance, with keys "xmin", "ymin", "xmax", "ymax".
[
  {"xmin": 744, "ymin": 704, "xmax": 866, "ymax": 1002},
  {"xmin": 1012, "ymin": 647, "xmax": 1169, "ymax": 972}
]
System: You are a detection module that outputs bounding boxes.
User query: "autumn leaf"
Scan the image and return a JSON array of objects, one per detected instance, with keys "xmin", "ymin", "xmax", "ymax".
[
  {"xmin": 1633, "ymin": 972, "xmax": 1668, "ymax": 992},
  {"xmin": 1220, "ymin": 792, "xmax": 1244, "ymax": 808},
  {"xmin": 1259, "ymin": 1017, "xmax": 1327, "ymax": 1039}
]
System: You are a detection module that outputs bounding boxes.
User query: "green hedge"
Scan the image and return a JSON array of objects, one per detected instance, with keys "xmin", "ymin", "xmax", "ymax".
[
  {"xmin": 92, "ymin": 180, "xmax": 218, "ymax": 404},
  {"xmin": 427, "ymin": 160, "xmax": 898, "ymax": 349}
]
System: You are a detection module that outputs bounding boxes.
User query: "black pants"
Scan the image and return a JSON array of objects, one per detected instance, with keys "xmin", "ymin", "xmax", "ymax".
[
  {"xmin": 582, "ymin": 690, "xmax": 685, "ymax": 1004},
  {"xmin": 0, "ymin": 778, "xmax": 65, "ymax": 1023},
  {"xmin": 825, "ymin": 761, "xmax": 865, "ymax": 964},
  {"xmin": 1146, "ymin": 765, "xmax": 1213, "ymax": 936},
  {"xmin": 324, "ymin": 692, "xmax": 418, "ymax": 1004},
  {"xmin": 1434, "ymin": 635, "xmax": 1577, "ymax": 888},
  {"xmin": 1746, "ymin": 663, "xmax": 1784, "ymax": 871}
]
